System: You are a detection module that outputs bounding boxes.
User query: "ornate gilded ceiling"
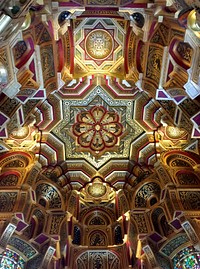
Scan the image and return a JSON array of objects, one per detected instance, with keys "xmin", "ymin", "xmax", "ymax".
[
  {"xmin": 0, "ymin": 3, "xmax": 199, "ymax": 187},
  {"xmin": 0, "ymin": 1, "xmax": 200, "ymax": 269}
]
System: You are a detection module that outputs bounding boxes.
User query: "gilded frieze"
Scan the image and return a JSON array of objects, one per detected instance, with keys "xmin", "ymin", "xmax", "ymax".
[
  {"xmin": 160, "ymin": 233, "xmax": 189, "ymax": 257},
  {"xmin": 132, "ymin": 213, "xmax": 148, "ymax": 233},
  {"xmin": 146, "ymin": 46, "xmax": 163, "ymax": 85},
  {"xmin": 179, "ymin": 191, "xmax": 200, "ymax": 210},
  {"xmin": 8, "ymin": 236, "xmax": 38, "ymax": 260},
  {"xmin": 40, "ymin": 45, "xmax": 55, "ymax": 83},
  {"xmin": 0, "ymin": 192, "xmax": 18, "ymax": 212}
]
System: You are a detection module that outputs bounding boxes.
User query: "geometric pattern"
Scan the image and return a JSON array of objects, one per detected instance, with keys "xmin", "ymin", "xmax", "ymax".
[{"xmin": 53, "ymin": 85, "xmax": 144, "ymax": 168}]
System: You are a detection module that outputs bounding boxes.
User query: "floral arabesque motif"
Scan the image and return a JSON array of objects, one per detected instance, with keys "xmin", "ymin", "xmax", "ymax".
[{"xmin": 72, "ymin": 106, "xmax": 123, "ymax": 153}]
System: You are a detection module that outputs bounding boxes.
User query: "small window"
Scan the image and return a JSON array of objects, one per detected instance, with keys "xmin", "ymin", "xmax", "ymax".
[
  {"xmin": 39, "ymin": 198, "xmax": 46, "ymax": 207},
  {"xmin": 150, "ymin": 197, "xmax": 157, "ymax": 206}
]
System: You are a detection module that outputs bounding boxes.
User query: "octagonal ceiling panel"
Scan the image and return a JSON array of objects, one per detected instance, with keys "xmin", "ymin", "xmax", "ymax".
[
  {"xmin": 72, "ymin": 18, "xmax": 127, "ymax": 78},
  {"xmin": 52, "ymin": 85, "xmax": 144, "ymax": 169}
]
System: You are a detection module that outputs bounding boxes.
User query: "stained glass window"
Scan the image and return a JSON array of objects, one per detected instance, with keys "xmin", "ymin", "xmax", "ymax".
[
  {"xmin": 173, "ymin": 246, "xmax": 200, "ymax": 269},
  {"xmin": 0, "ymin": 249, "xmax": 25, "ymax": 269}
]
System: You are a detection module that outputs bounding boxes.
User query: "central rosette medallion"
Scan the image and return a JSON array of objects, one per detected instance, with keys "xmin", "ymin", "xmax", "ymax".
[
  {"xmin": 72, "ymin": 106, "xmax": 123, "ymax": 154},
  {"xmin": 85, "ymin": 29, "xmax": 113, "ymax": 60}
]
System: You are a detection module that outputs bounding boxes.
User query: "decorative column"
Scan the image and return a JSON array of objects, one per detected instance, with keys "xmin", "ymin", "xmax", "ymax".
[
  {"xmin": 180, "ymin": 217, "xmax": 200, "ymax": 250},
  {"xmin": 183, "ymin": 29, "xmax": 200, "ymax": 100},
  {"xmin": 41, "ymin": 240, "xmax": 56, "ymax": 269},
  {"xmin": 154, "ymin": 162, "xmax": 172, "ymax": 186},
  {"xmin": 142, "ymin": 239, "xmax": 160, "ymax": 269},
  {"xmin": 0, "ymin": 222, "xmax": 17, "ymax": 253}
]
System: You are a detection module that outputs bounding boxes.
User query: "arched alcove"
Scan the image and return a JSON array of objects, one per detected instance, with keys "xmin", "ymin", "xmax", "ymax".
[{"xmin": 151, "ymin": 207, "xmax": 173, "ymax": 237}]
